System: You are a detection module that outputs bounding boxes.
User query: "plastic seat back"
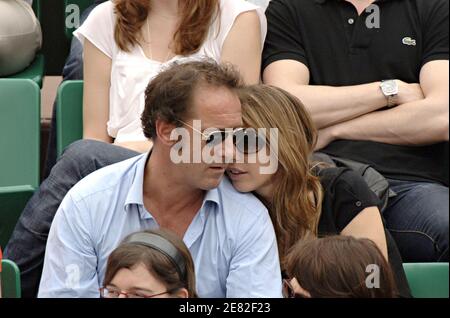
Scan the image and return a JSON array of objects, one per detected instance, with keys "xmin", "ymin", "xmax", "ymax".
[
  {"xmin": 403, "ymin": 263, "xmax": 449, "ymax": 298},
  {"xmin": 56, "ymin": 80, "xmax": 84, "ymax": 158},
  {"xmin": 1, "ymin": 259, "xmax": 21, "ymax": 298}
]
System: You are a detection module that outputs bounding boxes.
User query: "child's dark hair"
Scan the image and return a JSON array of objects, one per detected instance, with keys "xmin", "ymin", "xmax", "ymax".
[
  {"xmin": 284, "ymin": 235, "xmax": 397, "ymax": 298},
  {"xmin": 104, "ymin": 229, "xmax": 198, "ymax": 298}
]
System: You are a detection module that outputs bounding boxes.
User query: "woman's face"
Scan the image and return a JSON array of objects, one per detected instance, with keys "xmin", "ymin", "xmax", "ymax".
[
  {"xmin": 106, "ymin": 263, "xmax": 188, "ymax": 298},
  {"xmin": 226, "ymin": 147, "xmax": 277, "ymax": 201}
]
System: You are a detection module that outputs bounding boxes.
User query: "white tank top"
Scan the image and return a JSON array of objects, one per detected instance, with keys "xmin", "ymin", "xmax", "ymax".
[{"xmin": 74, "ymin": 0, "xmax": 267, "ymax": 143}]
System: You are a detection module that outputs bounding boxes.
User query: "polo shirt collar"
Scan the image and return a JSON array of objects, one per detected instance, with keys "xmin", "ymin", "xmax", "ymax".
[{"xmin": 315, "ymin": 0, "xmax": 390, "ymax": 4}]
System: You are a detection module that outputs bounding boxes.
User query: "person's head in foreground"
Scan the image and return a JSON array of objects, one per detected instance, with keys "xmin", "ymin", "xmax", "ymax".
[
  {"xmin": 101, "ymin": 230, "xmax": 198, "ymax": 298},
  {"xmin": 283, "ymin": 235, "xmax": 397, "ymax": 298}
]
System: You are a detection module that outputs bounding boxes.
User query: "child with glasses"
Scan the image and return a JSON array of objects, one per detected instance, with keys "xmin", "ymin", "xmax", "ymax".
[{"xmin": 101, "ymin": 229, "xmax": 198, "ymax": 298}]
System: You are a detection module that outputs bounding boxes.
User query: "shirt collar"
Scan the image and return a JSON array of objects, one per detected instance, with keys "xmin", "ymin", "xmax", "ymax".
[
  {"xmin": 315, "ymin": 0, "xmax": 389, "ymax": 4},
  {"xmin": 202, "ymin": 186, "xmax": 221, "ymax": 209},
  {"xmin": 124, "ymin": 152, "xmax": 221, "ymax": 213},
  {"xmin": 124, "ymin": 153, "xmax": 150, "ymax": 210}
]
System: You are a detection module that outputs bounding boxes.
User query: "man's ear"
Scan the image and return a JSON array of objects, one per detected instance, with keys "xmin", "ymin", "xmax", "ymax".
[{"xmin": 155, "ymin": 119, "xmax": 178, "ymax": 146}]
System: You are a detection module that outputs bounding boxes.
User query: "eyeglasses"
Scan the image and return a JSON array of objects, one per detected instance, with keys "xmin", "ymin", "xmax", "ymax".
[
  {"xmin": 178, "ymin": 120, "xmax": 266, "ymax": 154},
  {"xmin": 99, "ymin": 287, "xmax": 175, "ymax": 299},
  {"xmin": 282, "ymin": 279, "xmax": 303, "ymax": 299}
]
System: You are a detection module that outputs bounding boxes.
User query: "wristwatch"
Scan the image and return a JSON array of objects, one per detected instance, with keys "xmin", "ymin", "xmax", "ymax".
[{"xmin": 380, "ymin": 80, "xmax": 399, "ymax": 108}]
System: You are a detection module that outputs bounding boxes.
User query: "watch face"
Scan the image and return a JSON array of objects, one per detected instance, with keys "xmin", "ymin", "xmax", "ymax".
[{"xmin": 382, "ymin": 81, "xmax": 398, "ymax": 95}]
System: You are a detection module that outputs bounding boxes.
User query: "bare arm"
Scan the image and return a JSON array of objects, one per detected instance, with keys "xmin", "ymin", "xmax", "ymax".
[
  {"xmin": 82, "ymin": 39, "xmax": 112, "ymax": 143},
  {"xmin": 341, "ymin": 206, "xmax": 388, "ymax": 260},
  {"xmin": 221, "ymin": 11, "xmax": 262, "ymax": 84},
  {"xmin": 263, "ymin": 60, "xmax": 424, "ymax": 129},
  {"xmin": 83, "ymin": 39, "xmax": 152, "ymax": 153},
  {"xmin": 317, "ymin": 60, "xmax": 449, "ymax": 149}
]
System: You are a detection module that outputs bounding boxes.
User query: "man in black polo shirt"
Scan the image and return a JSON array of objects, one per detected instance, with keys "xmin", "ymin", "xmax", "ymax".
[{"xmin": 263, "ymin": 0, "xmax": 449, "ymax": 262}]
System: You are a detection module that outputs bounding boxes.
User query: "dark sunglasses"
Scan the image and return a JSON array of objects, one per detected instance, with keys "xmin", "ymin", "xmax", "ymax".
[{"xmin": 178, "ymin": 120, "xmax": 266, "ymax": 154}]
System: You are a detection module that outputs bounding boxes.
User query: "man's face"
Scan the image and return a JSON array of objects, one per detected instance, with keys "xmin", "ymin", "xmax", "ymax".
[{"xmin": 175, "ymin": 84, "xmax": 242, "ymax": 190}]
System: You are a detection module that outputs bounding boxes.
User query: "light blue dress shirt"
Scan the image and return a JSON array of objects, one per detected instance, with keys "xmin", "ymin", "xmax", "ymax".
[{"xmin": 38, "ymin": 153, "xmax": 282, "ymax": 298}]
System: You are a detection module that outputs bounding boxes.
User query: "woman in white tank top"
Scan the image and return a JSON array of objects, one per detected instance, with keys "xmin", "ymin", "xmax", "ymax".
[{"xmin": 74, "ymin": 0, "xmax": 266, "ymax": 152}]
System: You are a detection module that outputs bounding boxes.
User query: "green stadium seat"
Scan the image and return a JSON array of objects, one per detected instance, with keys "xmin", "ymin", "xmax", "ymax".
[
  {"xmin": 403, "ymin": 263, "xmax": 449, "ymax": 298},
  {"xmin": 4, "ymin": 0, "xmax": 45, "ymax": 88},
  {"xmin": 0, "ymin": 79, "xmax": 40, "ymax": 248},
  {"xmin": 56, "ymin": 80, "xmax": 84, "ymax": 158},
  {"xmin": 1, "ymin": 259, "xmax": 22, "ymax": 298},
  {"xmin": 32, "ymin": 0, "xmax": 41, "ymax": 21},
  {"xmin": 0, "ymin": 186, "xmax": 35, "ymax": 251},
  {"xmin": 8, "ymin": 54, "xmax": 45, "ymax": 89},
  {"xmin": 64, "ymin": 0, "xmax": 95, "ymax": 40}
]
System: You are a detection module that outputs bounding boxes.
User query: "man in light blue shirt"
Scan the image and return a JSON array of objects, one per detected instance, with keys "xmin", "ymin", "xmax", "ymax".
[{"xmin": 38, "ymin": 61, "xmax": 282, "ymax": 298}]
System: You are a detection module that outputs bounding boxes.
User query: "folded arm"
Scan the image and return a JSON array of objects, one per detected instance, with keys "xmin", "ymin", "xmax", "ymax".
[
  {"xmin": 263, "ymin": 60, "xmax": 425, "ymax": 129},
  {"xmin": 317, "ymin": 60, "xmax": 449, "ymax": 149}
]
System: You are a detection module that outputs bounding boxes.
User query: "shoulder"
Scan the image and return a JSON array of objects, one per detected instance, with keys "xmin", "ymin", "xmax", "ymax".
[
  {"xmin": 318, "ymin": 167, "xmax": 381, "ymax": 233},
  {"xmin": 319, "ymin": 167, "xmax": 373, "ymax": 198},
  {"xmin": 68, "ymin": 154, "xmax": 144, "ymax": 204},
  {"xmin": 217, "ymin": 177, "xmax": 269, "ymax": 219},
  {"xmin": 73, "ymin": 0, "xmax": 116, "ymax": 50},
  {"xmin": 77, "ymin": 0, "xmax": 116, "ymax": 32},
  {"xmin": 209, "ymin": 0, "xmax": 267, "ymax": 52},
  {"xmin": 414, "ymin": 0, "xmax": 449, "ymax": 22},
  {"xmin": 219, "ymin": 0, "xmax": 262, "ymax": 14},
  {"xmin": 415, "ymin": 0, "xmax": 449, "ymax": 11},
  {"xmin": 266, "ymin": 0, "xmax": 311, "ymax": 14},
  {"xmin": 318, "ymin": 167, "xmax": 352, "ymax": 189},
  {"xmin": 217, "ymin": 0, "xmax": 266, "ymax": 32},
  {"xmin": 214, "ymin": 178, "xmax": 276, "ymax": 248},
  {"xmin": 89, "ymin": 0, "xmax": 115, "ymax": 18},
  {"xmin": 318, "ymin": 167, "xmax": 380, "ymax": 211}
]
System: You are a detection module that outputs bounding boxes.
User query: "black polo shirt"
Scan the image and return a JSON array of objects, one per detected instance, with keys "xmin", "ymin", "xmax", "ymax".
[{"xmin": 263, "ymin": 0, "xmax": 449, "ymax": 186}]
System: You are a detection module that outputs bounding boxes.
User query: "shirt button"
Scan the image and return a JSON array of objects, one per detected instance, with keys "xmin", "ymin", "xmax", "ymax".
[
  {"xmin": 356, "ymin": 201, "xmax": 362, "ymax": 207},
  {"xmin": 348, "ymin": 18, "xmax": 355, "ymax": 25}
]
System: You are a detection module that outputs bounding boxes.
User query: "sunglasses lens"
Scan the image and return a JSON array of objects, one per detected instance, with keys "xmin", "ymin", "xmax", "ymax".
[
  {"xmin": 205, "ymin": 131, "xmax": 226, "ymax": 146},
  {"xmin": 235, "ymin": 129, "xmax": 266, "ymax": 154}
]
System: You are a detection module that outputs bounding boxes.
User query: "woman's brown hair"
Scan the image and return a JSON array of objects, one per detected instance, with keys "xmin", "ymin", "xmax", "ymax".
[
  {"xmin": 284, "ymin": 235, "xmax": 397, "ymax": 298},
  {"xmin": 238, "ymin": 85, "xmax": 323, "ymax": 264},
  {"xmin": 104, "ymin": 229, "xmax": 198, "ymax": 298},
  {"xmin": 114, "ymin": 0, "xmax": 220, "ymax": 55}
]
